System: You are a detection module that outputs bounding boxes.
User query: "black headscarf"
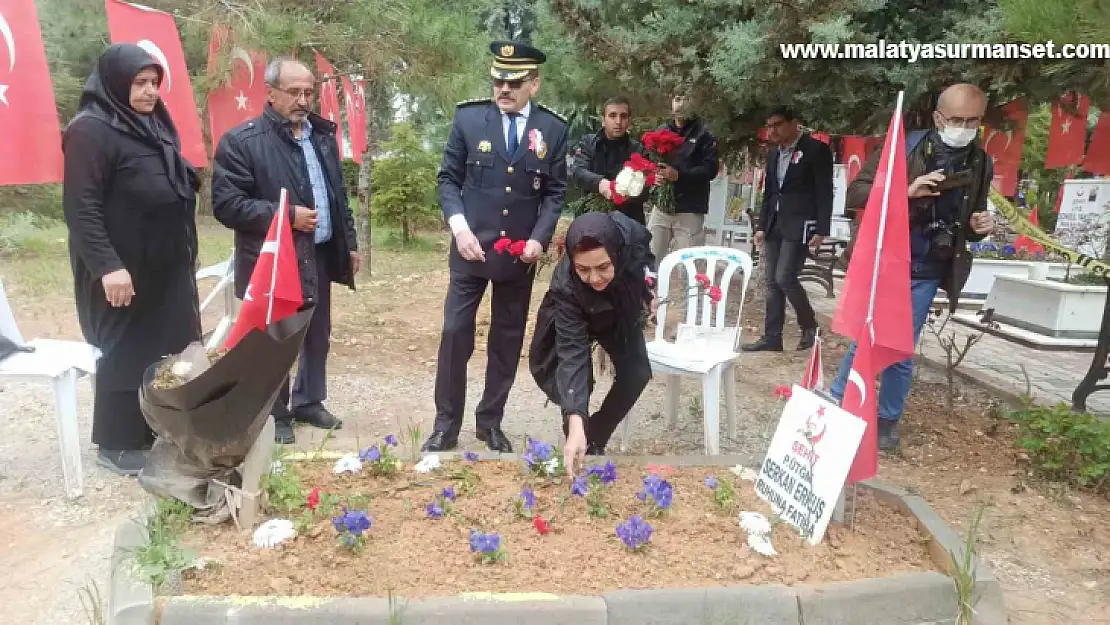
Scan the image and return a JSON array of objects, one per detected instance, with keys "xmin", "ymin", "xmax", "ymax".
[
  {"xmin": 67, "ymin": 44, "xmax": 196, "ymax": 199},
  {"xmin": 563, "ymin": 212, "xmax": 649, "ymax": 333}
]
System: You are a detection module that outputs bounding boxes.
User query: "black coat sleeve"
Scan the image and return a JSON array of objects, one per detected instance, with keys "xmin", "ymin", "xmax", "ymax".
[
  {"xmin": 62, "ymin": 118, "xmax": 125, "ymax": 279},
  {"xmin": 759, "ymin": 152, "xmax": 777, "ymax": 233},
  {"xmin": 212, "ymin": 132, "xmax": 280, "ymax": 235},
  {"xmin": 553, "ymin": 291, "xmax": 592, "ymax": 420},
  {"xmin": 676, "ymin": 130, "xmax": 719, "ymax": 185},
  {"xmin": 812, "ymin": 140, "xmax": 835, "ymax": 237},
  {"xmin": 569, "ymin": 135, "xmax": 604, "ymax": 193}
]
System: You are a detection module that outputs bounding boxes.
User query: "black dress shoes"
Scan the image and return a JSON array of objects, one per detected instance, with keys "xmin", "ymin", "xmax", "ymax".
[
  {"xmin": 476, "ymin": 427, "xmax": 513, "ymax": 453},
  {"xmin": 797, "ymin": 328, "xmax": 818, "ymax": 351},
  {"xmin": 741, "ymin": 336, "xmax": 784, "ymax": 352},
  {"xmin": 274, "ymin": 420, "xmax": 296, "ymax": 445},
  {"xmin": 586, "ymin": 443, "xmax": 606, "ymax": 456},
  {"xmin": 294, "ymin": 407, "xmax": 343, "ymax": 430},
  {"xmin": 421, "ymin": 431, "xmax": 458, "ymax": 452}
]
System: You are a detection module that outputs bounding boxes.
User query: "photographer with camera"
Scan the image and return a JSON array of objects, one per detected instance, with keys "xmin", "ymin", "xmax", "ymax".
[{"xmin": 830, "ymin": 83, "xmax": 995, "ymax": 453}]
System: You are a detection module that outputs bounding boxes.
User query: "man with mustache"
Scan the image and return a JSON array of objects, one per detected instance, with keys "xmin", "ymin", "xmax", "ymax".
[
  {"xmin": 422, "ymin": 41, "xmax": 568, "ymax": 453},
  {"xmin": 212, "ymin": 57, "xmax": 361, "ymax": 445}
]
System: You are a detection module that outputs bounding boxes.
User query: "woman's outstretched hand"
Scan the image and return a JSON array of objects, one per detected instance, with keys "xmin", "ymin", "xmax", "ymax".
[{"xmin": 564, "ymin": 415, "xmax": 588, "ymax": 477}]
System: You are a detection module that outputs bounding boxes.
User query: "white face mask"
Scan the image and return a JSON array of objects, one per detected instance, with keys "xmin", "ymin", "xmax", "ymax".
[{"xmin": 938, "ymin": 125, "xmax": 977, "ymax": 148}]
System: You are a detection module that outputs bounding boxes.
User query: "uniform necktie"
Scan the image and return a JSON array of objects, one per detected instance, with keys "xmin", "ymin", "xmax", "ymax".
[{"xmin": 506, "ymin": 112, "xmax": 519, "ymax": 154}]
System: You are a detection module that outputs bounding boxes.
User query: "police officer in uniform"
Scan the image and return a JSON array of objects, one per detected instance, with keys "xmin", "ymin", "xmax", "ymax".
[{"xmin": 422, "ymin": 41, "xmax": 569, "ymax": 453}]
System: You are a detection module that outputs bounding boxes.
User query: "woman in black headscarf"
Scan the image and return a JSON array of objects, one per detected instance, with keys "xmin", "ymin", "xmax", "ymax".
[
  {"xmin": 62, "ymin": 44, "xmax": 202, "ymax": 475},
  {"xmin": 529, "ymin": 211, "xmax": 657, "ymax": 475}
]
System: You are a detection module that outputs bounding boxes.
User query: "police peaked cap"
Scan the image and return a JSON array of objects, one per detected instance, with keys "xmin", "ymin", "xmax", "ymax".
[{"xmin": 490, "ymin": 40, "xmax": 547, "ymax": 80}]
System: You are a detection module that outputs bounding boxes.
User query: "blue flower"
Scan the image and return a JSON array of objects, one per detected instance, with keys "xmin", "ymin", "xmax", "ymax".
[
  {"xmin": 333, "ymin": 509, "xmax": 372, "ymax": 536},
  {"xmin": 523, "ymin": 438, "xmax": 554, "ymax": 467},
  {"xmin": 638, "ymin": 475, "xmax": 673, "ymax": 509},
  {"xmin": 616, "ymin": 515, "xmax": 654, "ymax": 550},
  {"xmin": 469, "ymin": 530, "xmax": 500, "ymax": 554},
  {"xmin": 1002, "ymin": 244, "xmax": 1016, "ymax": 256},
  {"xmin": 704, "ymin": 476, "xmax": 718, "ymax": 489},
  {"xmin": 463, "ymin": 451, "xmax": 480, "ymax": 462},
  {"xmin": 384, "ymin": 434, "xmax": 398, "ymax": 447},
  {"xmin": 441, "ymin": 486, "xmax": 457, "ymax": 502},
  {"xmin": 587, "ymin": 461, "xmax": 618, "ymax": 485},
  {"xmin": 570, "ymin": 476, "xmax": 589, "ymax": 497},
  {"xmin": 520, "ymin": 487, "xmax": 535, "ymax": 509},
  {"xmin": 426, "ymin": 502, "xmax": 444, "ymax": 519},
  {"xmin": 360, "ymin": 446, "xmax": 381, "ymax": 463},
  {"xmin": 970, "ymin": 242, "xmax": 981, "ymax": 253}
]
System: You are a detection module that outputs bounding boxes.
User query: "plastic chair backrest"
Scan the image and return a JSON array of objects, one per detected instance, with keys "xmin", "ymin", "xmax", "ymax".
[
  {"xmin": 0, "ymin": 279, "xmax": 24, "ymax": 344},
  {"xmin": 653, "ymin": 246, "xmax": 754, "ymax": 348}
]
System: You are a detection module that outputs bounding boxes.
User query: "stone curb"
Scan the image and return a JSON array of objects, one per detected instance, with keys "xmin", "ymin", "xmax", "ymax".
[{"xmin": 110, "ymin": 458, "xmax": 1006, "ymax": 625}]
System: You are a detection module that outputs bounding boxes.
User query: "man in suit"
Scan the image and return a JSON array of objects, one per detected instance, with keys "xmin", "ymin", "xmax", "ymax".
[
  {"xmin": 422, "ymin": 41, "xmax": 569, "ymax": 453},
  {"xmin": 568, "ymin": 96, "xmax": 648, "ymax": 224},
  {"xmin": 743, "ymin": 106, "xmax": 832, "ymax": 352},
  {"xmin": 213, "ymin": 58, "xmax": 361, "ymax": 444}
]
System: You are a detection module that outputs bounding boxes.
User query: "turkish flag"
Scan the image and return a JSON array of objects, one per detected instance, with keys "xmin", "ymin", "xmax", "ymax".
[
  {"xmin": 811, "ymin": 132, "xmax": 830, "ymax": 145},
  {"xmin": 1045, "ymin": 93, "xmax": 1089, "ymax": 169},
  {"xmin": 206, "ymin": 25, "xmax": 267, "ymax": 151},
  {"xmin": 314, "ymin": 51, "xmax": 345, "ymax": 157},
  {"xmin": 1082, "ymin": 112, "xmax": 1110, "ymax": 175},
  {"xmin": 800, "ymin": 330, "xmax": 824, "ymax": 391},
  {"xmin": 0, "ymin": 0, "xmax": 64, "ymax": 185},
  {"xmin": 223, "ymin": 189, "xmax": 303, "ymax": 349},
  {"xmin": 104, "ymin": 0, "xmax": 207, "ymax": 167},
  {"xmin": 832, "ymin": 96, "xmax": 915, "ymax": 484},
  {"xmin": 341, "ymin": 76, "xmax": 366, "ymax": 163},
  {"xmin": 864, "ymin": 136, "xmax": 884, "ymax": 158},
  {"xmin": 841, "ymin": 136, "xmax": 868, "ymax": 184},
  {"xmin": 982, "ymin": 99, "xmax": 1028, "ymax": 196},
  {"xmin": 1014, "ymin": 207, "xmax": 1045, "ymax": 255}
]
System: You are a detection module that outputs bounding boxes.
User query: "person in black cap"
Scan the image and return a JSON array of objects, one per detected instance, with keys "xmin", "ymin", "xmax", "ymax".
[{"xmin": 423, "ymin": 40, "xmax": 569, "ymax": 453}]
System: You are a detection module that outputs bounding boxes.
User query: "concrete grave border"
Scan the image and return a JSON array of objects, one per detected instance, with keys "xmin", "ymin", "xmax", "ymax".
[{"xmin": 111, "ymin": 453, "xmax": 1006, "ymax": 625}]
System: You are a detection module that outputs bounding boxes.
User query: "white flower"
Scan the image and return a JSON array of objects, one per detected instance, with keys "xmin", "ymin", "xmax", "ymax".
[
  {"xmin": 747, "ymin": 532, "xmax": 778, "ymax": 557},
  {"xmin": 543, "ymin": 458, "xmax": 560, "ymax": 475},
  {"xmin": 332, "ymin": 455, "xmax": 363, "ymax": 475},
  {"xmin": 739, "ymin": 511, "xmax": 772, "ymax": 535},
  {"xmin": 614, "ymin": 167, "xmax": 635, "ymax": 196},
  {"xmin": 171, "ymin": 360, "xmax": 193, "ymax": 376},
  {"xmin": 414, "ymin": 454, "xmax": 442, "ymax": 474},
  {"xmin": 730, "ymin": 465, "xmax": 758, "ymax": 481},
  {"xmin": 627, "ymin": 171, "xmax": 646, "ymax": 197},
  {"xmin": 252, "ymin": 519, "xmax": 296, "ymax": 548}
]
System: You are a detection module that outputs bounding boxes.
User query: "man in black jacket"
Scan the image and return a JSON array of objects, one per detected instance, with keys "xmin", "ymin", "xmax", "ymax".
[
  {"xmin": 568, "ymin": 97, "xmax": 648, "ymax": 224},
  {"xmin": 212, "ymin": 58, "xmax": 361, "ymax": 445},
  {"xmin": 743, "ymin": 106, "xmax": 832, "ymax": 352},
  {"xmin": 646, "ymin": 91, "xmax": 719, "ymax": 262}
]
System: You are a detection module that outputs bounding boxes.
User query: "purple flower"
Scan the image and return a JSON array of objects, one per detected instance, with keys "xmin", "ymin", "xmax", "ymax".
[
  {"xmin": 426, "ymin": 502, "xmax": 444, "ymax": 519},
  {"xmin": 463, "ymin": 451, "xmax": 480, "ymax": 462},
  {"xmin": 587, "ymin": 461, "xmax": 618, "ymax": 485},
  {"xmin": 638, "ymin": 474, "xmax": 673, "ymax": 509},
  {"xmin": 441, "ymin": 486, "xmax": 457, "ymax": 502},
  {"xmin": 705, "ymin": 476, "xmax": 719, "ymax": 490},
  {"xmin": 1002, "ymin": 244, "xmax": 1016, "ymax": 256},
  {"xmin": 570, "ymin": 476, "xmax": 589, "ymax": 497},
  {"xmin": 520, "ymin": 487, "xmax": 535, "ymax": 509},
  {"xmin": 359, "ymin": 446, "xmax": 381, "ymax": 463},
  {"xmin": 333, "ymin": 509, "xmax": 372, "ymax": 536},
  {"xmin": 384, "ymin": 434, "xmax": 398, "ymax": 447},
  {"xmin": 469, "ymin": 530, "xmax": 501, "ymax": 554},
  {"xmin": 616, "ymin": 515, "xmax": 653, "ymax": 550},
  {"xmin": 522, "ymin": 438, "xmax": 555, "ymax": 467}
]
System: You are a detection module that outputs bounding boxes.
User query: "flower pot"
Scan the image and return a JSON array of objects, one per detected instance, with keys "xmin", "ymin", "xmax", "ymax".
[{"xmin": 1027, "ymin": 262, "xmax": 1049, "ymax": 281}]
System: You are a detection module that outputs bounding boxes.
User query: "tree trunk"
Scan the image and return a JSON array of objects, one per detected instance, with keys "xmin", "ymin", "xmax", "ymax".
[
  {"xmin": 357, "ymin": 156, "xmax": 372, "ymax": 275},
  {"xmin": 402, "ymin": 216, "xmax": 412, "ymax": 244}
]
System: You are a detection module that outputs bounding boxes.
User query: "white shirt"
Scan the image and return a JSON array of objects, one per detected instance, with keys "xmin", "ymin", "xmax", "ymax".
[{"xmin": 448, "ymin": 102, "xmax": 532, "ymax": 236}]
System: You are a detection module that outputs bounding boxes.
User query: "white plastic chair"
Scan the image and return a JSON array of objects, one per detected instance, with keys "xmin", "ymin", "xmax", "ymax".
[
  {"xmin": 196, "ymin": 253, "xmax": 237, "ymax": 350},
  {"xmin": 620, "ymin": 246, "xmax": 754, "ymax": 455},
  {"xmin": 0, "ymin": 279, "xmax": 100, "ymax": 499}
]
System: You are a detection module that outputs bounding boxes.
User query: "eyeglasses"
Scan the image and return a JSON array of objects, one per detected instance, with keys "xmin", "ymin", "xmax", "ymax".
[
  {"xmin": 493, "ymin": 79, "xmax": 528, "ymax": 90},
  {"xmin": 274, "ymin": 86, "xmax": 316, "ymax": 100},
  {"xmin": 936, "ymin": 111, "xmax": 982, "ymax": 128}
]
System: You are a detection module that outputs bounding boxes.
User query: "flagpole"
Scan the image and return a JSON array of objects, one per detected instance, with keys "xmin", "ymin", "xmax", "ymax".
[
  {"xmin": 865, "ymin": 91, "xmax": 905, "ymax": 334},
  {"xmin": 267, "ymin": 188, "xmax": 287, "ymax": 326}
]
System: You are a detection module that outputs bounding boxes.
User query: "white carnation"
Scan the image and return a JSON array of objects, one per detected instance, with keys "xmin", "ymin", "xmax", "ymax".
[
  {"xmin": 252, "ymin": 519, "xmax": 296, "ymax": 548},
  {"xmin": 614, "ymin": 167, "xmax": 635, "ymax": 196},
  {"xmin": 627, "ymin": 171, "xmax": 646, "ymax": 197},
  {"xmin": 414, "ymin": 454, "xmax": 442, "ymax": 474}
]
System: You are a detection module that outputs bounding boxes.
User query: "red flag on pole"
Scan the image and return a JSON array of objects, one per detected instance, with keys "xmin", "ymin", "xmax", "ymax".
[
  {"xmin": 341, "ymin": 76, "xmax": 366, "ymax": 163},
  {"xmin": 1045, "ymin": 93, "xmax": 1089, "ymax": 169},
  {"xmin": 104, "ymin": 0, "xmax": 207, "ymax": 167},
  {"xmin": 981, "ymin": 99, "xmax": 1028, "ymax": 196},
  {"xmin": 832, "ymin": 92, "xmax": 915, "ymax": 484},
  {"xmin": 313, "ymin": 51, "xmax": 345, "ymax": 156},
  {"xmin": 1082, "ymin": 112, "xmax": 1110, "ymax": 175},
  {"xmin": 206, "ymin": 25, "xmax": 267, "ymax": 151},
  {"xmin": 0, "ymin": 0, "xmax": 65, "ymax": 185},
  {"xmin": 800, "ymin": 329, "xmax": 825, "ymax": 391},
  {"xmin": 223, "ymin": 189, "xmax": 303, "ymax": 349},
  {"xmin": 841, "ymin": 136, "xmax": 868, "ymax": 185}
]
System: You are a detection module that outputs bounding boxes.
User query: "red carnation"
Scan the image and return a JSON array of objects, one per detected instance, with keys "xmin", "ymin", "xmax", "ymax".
[
  {"xmin": 627, "ymin": 153, "xmax": 656, "ymax": 173},
  {"xmin": 642, "ymin": 129, "xmax": 684, "ymax": 156},
  {"xmin": 645, "ymin": 173, "xmax": 657, "ymax": 187},
  {"xmin": 508, "ymin": 240, "xmax": 527, "ymax": 256},
  {"xmin": 645, "ymin": 275, "xmax": 656, "ymax": 288},
  {"xmin": 708, "ymin": 285, "xmax": 722, "ymax": 303},
  {"xmin": 773, "ymin": 385, "xmax": 792, "ymax": 400},
  {"xmin": 306, "ymin": 487, "xmax": 321, "ymax": 511},
  {"xmin": 608, "ymin": 180, "xmax": 627, "ymax": 205},
  {"xmin": 493, "ymin": 237, "xmax": 512, "ymax": 254},
  {"xmin": 533, "ymin": 516, "xmax": 551, "ymax": 535},
  {"xmin": 694, "ymin": 273, "xmax": 711, "ymax": 288}
]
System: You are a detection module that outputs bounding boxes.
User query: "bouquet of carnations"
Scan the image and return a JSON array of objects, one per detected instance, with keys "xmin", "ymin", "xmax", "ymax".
[
  {"xmin": 639, "ymin": 128, "xmax": 685, "ymax": 213},
  {"xmin": 607, "ymin": 152, "xmax": 658, "ymax": 206}
]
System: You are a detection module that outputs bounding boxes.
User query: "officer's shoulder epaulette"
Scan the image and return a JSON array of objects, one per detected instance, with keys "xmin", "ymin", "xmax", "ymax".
[
  {"xmin": 456, "ymin": 98, "xmax": 493, "ymax": 108},
  {"xmin": 534, "ymin": 102, "xmax": 567, "ymax": 124}
]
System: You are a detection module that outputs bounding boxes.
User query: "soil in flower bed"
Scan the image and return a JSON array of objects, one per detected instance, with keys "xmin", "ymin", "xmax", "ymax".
[{"xmin": 179, "ymin": 459, "xmax": 937, "ymax": 598}]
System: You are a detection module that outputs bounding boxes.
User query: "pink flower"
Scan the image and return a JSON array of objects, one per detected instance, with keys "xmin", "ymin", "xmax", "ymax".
[
  {"xmin": 694, "ymin": 273, "xmax": 711, "ymax": 288},
  {"xmin": 773, "ymin": 385, "xmax": 792, "ymax": 400},
  {"xmin": 707, "ymin": 285, "xmax": 722, "ymax": 303}
]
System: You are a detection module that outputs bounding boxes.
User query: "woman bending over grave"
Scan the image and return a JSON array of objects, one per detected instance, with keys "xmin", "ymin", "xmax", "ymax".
[
  {"xmin": 61, "ymin": 44, "xmax": 202, "ymax": 476},
  {"xmin": 529, "ymin": 211, "xmax": 657, "ymax": 476}
]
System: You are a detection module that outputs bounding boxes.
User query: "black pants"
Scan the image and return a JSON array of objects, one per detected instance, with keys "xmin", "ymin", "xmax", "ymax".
[
  {"xmin": 272, "ymin": 244, "xmax": 332, "ymax": 421},
  {"xmin": 92, "ymin": 383, "xmax": 154, "ymax": 451},
  {"xmin": 433, "ymin": 271, "xmax": 533, "ymax": 437},
  {"xmin": 762, "ymin": 235, "xmax": 817, "ymax": 337},
  {"xmin": 568, "ymin": 331, "xmax": 652, "ymax": 449}
]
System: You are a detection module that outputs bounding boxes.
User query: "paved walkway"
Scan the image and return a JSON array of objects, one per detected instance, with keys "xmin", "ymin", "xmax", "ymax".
[{"xmin": 802, "ymin": 282, "xmax": 1110, "ymax": 416}]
